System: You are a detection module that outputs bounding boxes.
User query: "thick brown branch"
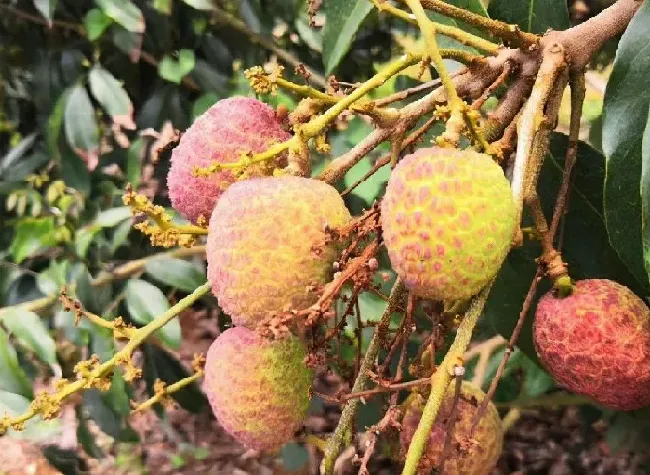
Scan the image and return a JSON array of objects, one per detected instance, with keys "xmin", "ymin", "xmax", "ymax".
[{"xmin": 553, "ymin": 0, "xmax": 642, "ymax": 71}]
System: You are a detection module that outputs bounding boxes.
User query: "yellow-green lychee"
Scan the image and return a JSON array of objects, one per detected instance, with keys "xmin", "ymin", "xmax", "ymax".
[
  {"xmin": 203, "ymin": 327, "xmax": 313, "ymax": 451},
  {"xmin": 206, "ymin": 176, "xmax": 352, "ymax": 328},
  {"xmin": 398, "ymin": 381, "xmax": 503, "ymax": 475},
  {"xmin": 381, "ymin": 147, "xmax": 517, "ymax": 301},
  {"xmin": 167, "ymin": 96, "xmax": 291, "ymax": 224}
]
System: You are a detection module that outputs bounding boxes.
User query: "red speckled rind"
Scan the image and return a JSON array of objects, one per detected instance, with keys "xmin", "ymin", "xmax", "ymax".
[
  {"xmin": 203, "ymin": 327, "xmax": 313, "ymax": 451},
  {"xmin": 167, "ymin": 96, "xmax": 291, "ymax": 224},
  {"xmin": 207, "ymin": 176, "xmax": 352, "ymax": 328},
  {"xmin": 381, "ymin": 147, "xmax": 517, "ymax": 301},
  {"xmin": 398, "ymin": 382, "xmax": 503, "ymax": 475},
  {"xmin": 534, "ymin": 279, "xmax": 650, "ymax": 411}
]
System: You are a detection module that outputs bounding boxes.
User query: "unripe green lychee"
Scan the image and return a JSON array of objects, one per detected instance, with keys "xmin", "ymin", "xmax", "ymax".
[
  {"xmin": 203, "ymin": 327, "xmax": 313, "ymax": 451},
  {"xmin": 534, "ymin": 279, "xmax": 650, "ymax": 411},
  {"xmin": 398, "ymin": 382, "xmax": 503, "ymax": 475},
  {"xmin": 381, "ymin": 147, "xmax": 517, "ymax": 301},
  {"xmin": 206, "ymin": 176, "xmax": 352, "ymax": 328},
  {"xmin": 167, "ymin": 96, "xmax": 291, "ymax": 224}
]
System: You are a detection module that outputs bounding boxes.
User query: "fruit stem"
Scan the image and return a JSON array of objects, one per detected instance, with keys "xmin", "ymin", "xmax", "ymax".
[
  {"xmin": 371, "ymin": 0, "xmax": 500, "ymax": 54},
  {"xmin": 0, "ymin": 281, "xmax": 212, "ymax": 433},
  {"xmin": 400, "ymin": 283, "xmax": 492, "ymax": 475},
  {"xmin": 320, "ymin": 278, "xmax": 407, "ymax": 475},
  {"xmin": 413, "ymin": 0, "xmax": 539, "ymax": 48}
]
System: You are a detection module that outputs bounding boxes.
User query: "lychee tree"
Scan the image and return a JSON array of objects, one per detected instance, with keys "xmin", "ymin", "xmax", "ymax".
[{"xmin": 1, "ymin": 0, "xmax": 650, "ymax": 473}]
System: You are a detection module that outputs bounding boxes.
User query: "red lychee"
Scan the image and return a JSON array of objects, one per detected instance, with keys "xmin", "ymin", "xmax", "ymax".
[
  {"xmin": 166, "ymin": 96, "xmax": 291, "ymax": 224},
  {"xmin": 533, "ymin": 278, "xmax": 650, "ymax": 410}
]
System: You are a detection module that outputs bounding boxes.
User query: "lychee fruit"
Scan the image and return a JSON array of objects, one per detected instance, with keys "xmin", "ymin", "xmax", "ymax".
[
  {"xmin": 398, "ymin": 381, "xmax": 503, "ymax": 475},
  {"xmin": 533, "ymin": 278, "xmax": 650, "ymax": 410},
  {"xmin": 206, "ymin": 176, "xmax": 352, "ymax": 328},
  {"xmin": 203, "ymin": 327, "xmax": 313, "ymax": 451},
  {"xmin": 167, "ymin": 96, "xmax": 291, "ymax": 224},
  {"xmin": 381, "ymin": 147, "xmax": 517, "ymax": 301}
]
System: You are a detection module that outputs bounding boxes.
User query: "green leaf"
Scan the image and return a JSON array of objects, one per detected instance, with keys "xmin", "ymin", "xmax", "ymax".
[
  {"xmin": 142, "ymin": 344, "xmax": 208, "ymax": 413},
  {"xmin": 486, "ymin": 134, "xmax": 648, "ymax": 363},
  {"xmin": 82, "ymin": 389, "xmax": 138, "ymax": 441},
  {"xmin": 642, "ymin": 106, "xmax": 650, "ymax": 285},
  {"xmin": 602, "ymin": 1, "xmax": 650, "ymax": 288},
  {"xmin": 61, "ymin": 146, "xmax": 90, "ymax": 196},
  {"xmin": 322, "ymin": 0, "xmax": 374, "ymax": 74},
  {"xmin": 153, "ymin": 0, "xmax": 172, "ymax": 14},
  {"xmin": 9, "ymin": 217, "xmax": 57, "ymax": 264},
  {"xmin": 144, "ymin": 258, "xmax": 206, "ymax": 293},
  {"xmin": 95, "ymin": 206, "xmax": 132, "ymax": 227},
  {"xmin": 33, "ymin": 0, "xmax": 57, "ymax": 22},
  {"xmin": 158, "ymin": 50, "xmax": 196, "ymax": 84},
  {"xmin": 88, "ymin": 65, "xmax": 132, "ymax": 117},
  {"xmin": 46, "ymin": 89, "xmax": 69, "ymax": 163},
  {"xmin": 0, "ymin": 309, "xmax": 58, "ymax": 369},
  {"xmin": 127, "ymin": 138, "xmax": 144, "ymax": 187},
  {"xmin": 63, "ymin": 85, "xmax": 99, "ymax": 156},
  {"xmin": 76, "ymin": 406, "xmax": 105, "ymax": 458},
  {"xmin": 95, "ymin": 0, "xmax": 144, "ymax": 33},
  {"xmin": 84, "ymin": 8, "xmax": 113, "ymax": 41},
  {"xmin": 125, "ymin": 279, "xmax": 180, "ymax": 349},
  {"xmin": 0, "ymin": 329, "xmax": 32, "ymax": 397},
  {"xmin": 488, "ymin": 0, "xmax": 569, "ymax": 34},
  {"xmin": 36, "ymin": 260, "xmax": 69, "ymax": 296},
  {"xmin": 180, "ymin": 0, "xmax": 214, "ymax": 11}
]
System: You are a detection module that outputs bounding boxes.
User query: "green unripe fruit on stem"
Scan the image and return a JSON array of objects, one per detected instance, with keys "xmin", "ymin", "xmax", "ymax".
[
  {"xmin": 398, "ymin": 381, "xmax": 503, "ymax": 475},
  {"xmin": 534, "ymin": 278, "xmax": 650, "ymax": 411},
  {"xmin": 203, "ymin": 327, "xmax": 313, "ymax": 451},
  {"xmin": 381, "ymin": 147, "xmax": 517, "ymax": 301},
  {"xmin": 206, "ymin": 176, "xmax": 352, "ymax": 328}
]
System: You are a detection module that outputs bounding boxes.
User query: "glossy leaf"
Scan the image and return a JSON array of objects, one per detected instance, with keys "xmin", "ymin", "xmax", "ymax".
[
  {"xmin": 158, "ymin": 50, "xmax": 196, "ymax": 84},
  {"xmin": 63, "ymin": 85, "xmax": 99, "ymax": 156},
  {"xmin": 488, "ymin": 0, "xmax": 569, "ymax": 34},
  {"xmin": 46, "ymin": 90, "xmax": 69, "ymax": 162},
  {"xmin": 94, "ymin": 206, "xmax": 132, "ymax": 227},
  {"xmin": 486, "ymin": 134, "xmax": 648, "ymax": 363},
  {"xmin": 0, "ymin": 328, "xmax": 32, "ymax": 397},
  {"xmin": 181, "ymin": 0, "xmax": 214, "ymax": 10},
  {"xmin": 144, "ymin": 258, "xmax": 206, "ymax": 293},
  {"xmin": 88, "ymin": 65, "xmax": 132, "ymax": 117},
  {"xmin": 125, "ymin": 279, "xmax": 180, "ymax": 349},
  {"xmin": 33, "ymin": 0, "xmax": 57, "ymax": 22},
  {"xmin": 95, "ymin": 0, "xmax": 144, "ymax": 33},
  {"xmin": 322, "ymin": 0, "xmax": 374, "ymax": 74},
  {"xmin": 0, "ymin": 309, "xmax": 58, "ymax": 368},
  {"xmin": 153, "ymin": 0, "xmax": 172, "ymax": 14},
  {"xmin": 642, "ymin": 106, "xmax": 650, "ymax": 285},
  {"xmin": 84, "ymin": 8, "xmax": 113, "ymax": 41},
  {"xmin": 9, "ymin": 217, "xmax": 56, "ymax": 264},
  {"xmin": 602, "ymin": 1, "xmax": 650, "ymax": 288}
]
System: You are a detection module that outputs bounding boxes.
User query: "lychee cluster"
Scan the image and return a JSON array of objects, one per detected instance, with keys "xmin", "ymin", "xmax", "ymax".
[
  {"xmin": 167, "ymin": 96, "xmax": 291, "ymax": 224},
  {"xmin": 397, "ymin": 382, "xmax": 504, "ymax": 475},
  {"xmin": 166, "ymin": 97, "xmax": 353, "ymax": 451},
  {"xmin": 381, "ymin": 147, "xmax": 517, "ymax": 301},
  {"xmin": 533, "ymin": 278, "xmax": 650, "ymax": 411}
]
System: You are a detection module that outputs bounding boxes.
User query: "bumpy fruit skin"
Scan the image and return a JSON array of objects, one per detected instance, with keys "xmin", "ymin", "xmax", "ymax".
[
  {"xmin": 203, "ymin": 327, "xmax": 313, "ymax": 451},
  {"xmin": 381, "ymin": 147, "xmax": 516, "ymax": 301},
  {"xmin": 167, "ymin": 96, "xmax": 291, "ymax": 223},
  {"xmin": 398, "ymin": 382, "xmax": 503, "ymax": 475},
  {"xmin": 534, "ymin": 279, "xmax": 650, "ymax": 411},
  {"xmin": 207, "ymin": 176, "xmax": 351, "ymax": 328}
]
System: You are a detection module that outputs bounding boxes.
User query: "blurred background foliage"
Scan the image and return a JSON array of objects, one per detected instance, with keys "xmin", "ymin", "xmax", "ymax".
[{"xmin": 1, "ymin": 0, "xmax": 650, "ymax": 472}]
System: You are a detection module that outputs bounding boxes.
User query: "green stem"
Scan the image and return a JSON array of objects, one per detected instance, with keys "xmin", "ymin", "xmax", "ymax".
[
  {"xmin": 320, "ymin": 278, "xmax": 407, "ymax": 475},
  {"xmin": 401, "ymin": 284, "xmax": 492, "ymax": 475}
]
